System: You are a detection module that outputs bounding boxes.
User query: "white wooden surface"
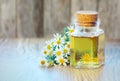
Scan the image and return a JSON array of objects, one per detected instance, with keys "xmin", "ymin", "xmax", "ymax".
[{"xmin": 0, "ymin": 39, "xmax": 120, "ymax": 81}]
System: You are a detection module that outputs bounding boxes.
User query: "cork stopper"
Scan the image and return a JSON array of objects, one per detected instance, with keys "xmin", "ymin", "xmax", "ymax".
[{"xmin": 76, "ymin": 11, "xmax": 98, "ymax": 27}]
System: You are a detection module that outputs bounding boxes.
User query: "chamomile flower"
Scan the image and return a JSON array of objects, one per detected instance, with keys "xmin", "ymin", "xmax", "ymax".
[
  {"xmin": 40, "ymin": 26, "xmax": 72, "ymax": 67},
  {"xmin": 47, "ymin": 61, "xmax": 54, "ymax": 67},
  {"xmin": 45, "ymin": 38, "xmax": 55, "ymax": 46},
  {"xmin": 45, "ymin": 39, "xmax": 55, "ymax": 50},
  {"xmin": 54, "ymin": 38, "xmax": 65, "ymax": 48},
  {"xmin": 83, "ymin": 53, "xmax": 90, "ymax": 61},
  {"xmin": 55, "ymin": 56, "xmax": 68, "ymax": 66},
  {"xmin": 48, "ymin": 50, "xmax": 53, "ymax": 56},
  {"xmin": 54, "ymin": 48, "xmax": 63, "ymax": 57},
  {"xmin": 65, "ymin": 42, "xmax": 70, "ymax": 49},
  {"xmin": 62, "ymin": 47, "xmax": 70, "ymax": 55},
  {"xmin": 68, "ymin": 25, "xmax": 75, "ymax": 34},
  {"xmin": 45, "ymin": 44, "xmax": 52, "ymax": 51},
  {"xmin": 40, "ymin": 59, "xmax": 47, "ymax": 66},
  {"xmin": 42, "ymin": 49, "xmax": 48, "ymax": 55}
]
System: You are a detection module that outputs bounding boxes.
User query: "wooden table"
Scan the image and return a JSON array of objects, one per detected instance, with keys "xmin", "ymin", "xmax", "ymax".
[{"xmin": 0, "ymin": 39, "xmax": 120, "ymax": 81}]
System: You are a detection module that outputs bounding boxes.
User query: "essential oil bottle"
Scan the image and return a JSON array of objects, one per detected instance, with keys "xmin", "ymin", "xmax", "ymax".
[{"xmin": 70, "ymin": 11, "xmax": 105, "ymax": 69}]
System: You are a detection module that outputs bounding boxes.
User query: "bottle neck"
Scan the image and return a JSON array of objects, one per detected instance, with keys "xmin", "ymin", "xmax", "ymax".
[{"xmin": 72, "ymin": 18, "xmax": 100, "ymax": 33}]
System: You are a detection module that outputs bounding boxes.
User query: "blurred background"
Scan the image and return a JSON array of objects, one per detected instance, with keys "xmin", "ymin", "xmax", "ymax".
[{"xmin": 0, "ymin": 0, "xmax": 120, "ymax": 41}]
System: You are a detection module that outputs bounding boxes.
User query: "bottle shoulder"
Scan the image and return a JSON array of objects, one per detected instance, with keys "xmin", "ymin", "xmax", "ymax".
[{"xmin": 71, "ymin": 28, "xmax": 104, "ymax": 37}]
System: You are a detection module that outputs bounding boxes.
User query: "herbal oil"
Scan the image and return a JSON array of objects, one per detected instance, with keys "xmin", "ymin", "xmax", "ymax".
[
  {"xmin": 70, "ymin": 33, "xmax": 104, "ymax": 68},
  {"xmin": 70, "ymin": 11, "xmax": 105, "ymax": 69}
]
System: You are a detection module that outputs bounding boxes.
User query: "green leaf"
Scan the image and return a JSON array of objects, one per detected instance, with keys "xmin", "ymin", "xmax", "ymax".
[
  {"xmin": 64, "ymin": 27, "xmax": 69, "ymax": 33},
  {"xmin": 45, "ymin": 54, "xmax": 56, "ymax": 63},
  {"xmin": 51, "ymin": 55, "xmax": 56, "ymax": 60},
  {"xmin": 54, "ymin": 60, "xmax": 59, "ymax": 65},
  {"xmin": 52, "ymin": 45, "xmax": 56, "ymax": 51}
]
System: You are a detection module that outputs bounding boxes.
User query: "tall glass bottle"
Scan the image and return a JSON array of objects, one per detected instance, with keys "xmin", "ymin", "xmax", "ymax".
[{"xmin": 70, "ymin": 11, "xmax": 105, "ymax": 69}]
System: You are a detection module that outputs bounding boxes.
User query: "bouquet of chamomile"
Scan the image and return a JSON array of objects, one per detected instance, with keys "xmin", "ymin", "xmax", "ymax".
[{"xmin": 40, "ymin": 25, "xmax": 75, "ymax": 67}]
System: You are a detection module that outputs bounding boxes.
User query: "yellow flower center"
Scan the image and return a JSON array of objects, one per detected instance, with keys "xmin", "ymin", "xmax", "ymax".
[
  {"xmin": 67, "ymin": 44, "xmax": 70, "ymax": 48},
  {"xmin": 49, "ymin": 61, "xmax": 53, "ymax": 66},
  {"xmin": 63, "ymin": 48, "xmax": 68, "ymax": 54},
  {"xmin": 83, "ymin": 53, "xmax": 90, "ymax": 61},
  {"xmin": 47, "ymin": 45, "xmax": 51, "ymax": 50},
  {"xmin": 40, "ymin": 60, "xmax": 45, "ymax": 65},
  {"xmin": 70, "ymin": 29, "xmax": 74, "ymax": 33},
  {"xmin": 59, "ymin": 58, "xmax": 65, "ymax": 64},
  {"xmin": 56, "ymin": 40, "xmax": 61, "ymax": 45},
  {"xmin": 56, "ymin": 50, "xmax": 61, "ymax": 56},
  {"xmin": 49, "ymin": 51, "xmax": 53, "ymax": 55},
  {"xmin": 43, "ymin": 50, "xmax": 47, "ymax": 55}
]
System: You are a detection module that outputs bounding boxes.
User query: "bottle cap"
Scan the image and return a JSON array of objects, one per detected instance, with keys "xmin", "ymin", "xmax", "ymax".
[{"xmin": 76, "ymin": 11, "xmax": 98, "ymax": 27}]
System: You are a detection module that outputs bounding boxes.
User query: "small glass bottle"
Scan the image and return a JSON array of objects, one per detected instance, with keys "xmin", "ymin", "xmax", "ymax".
[{"xmin": 70, "ymin": 11, "xmax": 105, "ymax": 69}]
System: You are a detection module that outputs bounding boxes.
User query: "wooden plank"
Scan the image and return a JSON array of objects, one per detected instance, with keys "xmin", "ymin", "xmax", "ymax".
[
  {"xmin": 0, "ymin": 0, "xmax": 17, "ymax": 38},
  {"xmin": 0, "ymin": 0, "xmax": 2, "ymax": 37},
  {"xmin": 71, "ymin": 0, "xmax": 83, "ymax": 17},
  {"xmin": 82, "ymin": 0, "xmax": 97, "ymax": 10},
  {"xmin": 17, "ymin": 0, "xmax": 44, "ymax": 38},
  {"xmin": 0, "ymin": 39, "xmax": 120, "ymax": 81},
  {"xmin": 44, "ymin": 0, "xmax": 71, "ymax": 36},
  {"xmin": 71, "ymin": 0, "xmax": 97, "ymax": 17},
  {"xmin": 98, "ymin": 0, "xmax": 120, "ymax": 40},
  {"xmin": 33, "ymin": 0, "xmax": 44, "ymax": 37},
  {"xmin": 98, "ymin": 0, "xmax": 109, "ymax": 38}
]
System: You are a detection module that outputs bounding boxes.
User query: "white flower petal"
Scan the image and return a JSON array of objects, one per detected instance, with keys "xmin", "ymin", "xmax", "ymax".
[{"xmin": 53, "ymin": 33, "xmax": 61, "ymax": 39}]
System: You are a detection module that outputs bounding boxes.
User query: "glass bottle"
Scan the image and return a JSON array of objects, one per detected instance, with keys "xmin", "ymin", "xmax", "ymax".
[{"xmin": 70, "ymin": 11, "xmax": 105, "ymax": 69}]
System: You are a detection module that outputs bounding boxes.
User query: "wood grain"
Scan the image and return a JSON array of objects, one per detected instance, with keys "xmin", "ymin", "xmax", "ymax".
[
  {"xmin": 71, "ymin": 0, "xmax": 97, "ymax": 17},
  {"xmin": 98, "ymin": 0, "xmax": 120, "ymax": 40},
  {"xmin": 17, "ymin": 0, "xmax": 44, "ymax": 38},
  {"xmin": 0, "ymin": 0, "xmax": 17, "ymax": 38},
  {"xmin": 0, "ymin": 0, "xmax": 120, "ymax": 40},
  {"xmin": 0, "ymin": 39, "xmax": 120, "ymax": 81},
  {"xmin": 71, "ymin": 0, "xmax": 83, "ymax": 17},
  {"xmin": 17, "ymin": 0, "xmax": 34, "ymax": 37},
  {"xmin": 0, "ymin": 0, "xmax": 2, "ymax": 37},
  {"xmin": 33, "ymin": 0, "xmax": 44, "ymax": 37},
  {"xmin": 98, "ymin": 0, "xmax": 109, "ymax": 31},
  {"xmin": 82, "ymin": 0, "xmax": 97, "ymax": 11},
  {"xmin": 108, "ymin": 0, "xmax": 120, "ymax": 40},
  {"xmin": 44, "ymin": 0, "xmax": 71, "ymax": 36}
]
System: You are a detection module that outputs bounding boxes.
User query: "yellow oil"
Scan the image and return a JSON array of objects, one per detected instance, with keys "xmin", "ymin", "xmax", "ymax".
[{"xmin": 70, "ymin": 33, "xmax": 104, "ymax": 68}]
